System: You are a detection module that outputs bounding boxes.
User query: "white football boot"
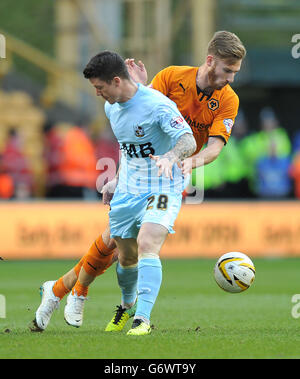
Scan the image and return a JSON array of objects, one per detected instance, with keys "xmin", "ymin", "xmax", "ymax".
[
  {"xmin": 64, "ymin": 291, "xmax": 88, "ymax": 328},
  {"xmin": 33, "ymin": 281, "xmax": 60, "ymax": 331}
]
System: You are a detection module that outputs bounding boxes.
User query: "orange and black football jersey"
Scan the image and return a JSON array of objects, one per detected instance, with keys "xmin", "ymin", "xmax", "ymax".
[{"xmin": 150, "ymin": 65, "xmax": 239, "ymax": 155}]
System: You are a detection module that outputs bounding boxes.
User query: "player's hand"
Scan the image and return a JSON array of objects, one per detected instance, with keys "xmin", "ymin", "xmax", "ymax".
[
  {"xmin": 181, "ymin": 157, "xmax": 193, "ymax": 177},
  {"xmin": 149, "ymin": 154, "xmax": 174, "ymax": 180},
  {"xmin": 125, "ymin": 58, "xmax": 148, "ymax": 85},
  {"xmin": 101, "ymin": 178, "xmax": 118, "ymax": 205}
]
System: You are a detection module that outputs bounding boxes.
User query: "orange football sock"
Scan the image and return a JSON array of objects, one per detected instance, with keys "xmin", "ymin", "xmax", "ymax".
[
  {"xmin": 82, "ymin": 234, "xmax": 115, "ymax": 277},
  {"xmin": 72, "ymin": 280, "xmax": 89, "ymax": 297},
  {"xmin": 52, "ymin": 277, "xmax": 70, "ymax": 300},
  {"xmin": 95, "ymin": 233, "xmax": 115, "ymax": 256},
  {"xmin": 74, "ymin": 256, "xmax": 85, "ymax": 278}
]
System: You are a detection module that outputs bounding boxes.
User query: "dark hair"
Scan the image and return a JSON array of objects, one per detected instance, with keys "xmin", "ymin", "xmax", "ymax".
[{"xmin": 83, "ymin": 51, "xmax": 130, "ymax": 82}]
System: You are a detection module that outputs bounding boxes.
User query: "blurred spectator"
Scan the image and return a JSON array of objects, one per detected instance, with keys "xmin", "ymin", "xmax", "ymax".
[
  {"xmin": 292, "ymin": 130, "xmax": 300, "ymax": 154},
  {"xmin": 0, "ymin": 155, "xmax": 14, "ymax": 199},
  {"xmin": 44, "ymin": 123, "xmax": 98, "ymax": 199},
  {"xmin": 240, "ymin": 106, "xmax": 291, "ymax": 196},
  {"xmin": 254, "ymin": 141, "xmax": 292, "ymax": 198},
  {"xmin": 94, "ymin": 125, "xmax": 119, "ymax": 169},
  {"xmin": 256, "ymin": 107, "xmax": 291, "ymax": 160},
  {"xmin": 220, "ymin": 109, "xmax": 252, "ymax": 198},
  {"xmin": 289, "ymin": 152, "xmax": 300, "ymax": 199},
  {"xmin": 1, "ymin": 128, "xmax": 34, "ymax": 199}
]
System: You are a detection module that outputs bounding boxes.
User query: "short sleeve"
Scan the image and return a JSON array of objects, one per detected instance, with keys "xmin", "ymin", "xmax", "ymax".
[{"xmin": 155, "ymin": 102, "xmax": 193, "ymax": 142}]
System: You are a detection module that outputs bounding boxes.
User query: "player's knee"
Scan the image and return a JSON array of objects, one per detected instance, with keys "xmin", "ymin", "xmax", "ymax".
[
  {"xmin": 108, "ymin": 238, "xmax": 117, "ymax": 250},
  {"xmin": 111, "ymin": 249, "xmax": 119, "ymax": 264},
  {"xmin": 137, "ymin": 235, "xmax": 159, "ymax": 256},
  {"xmin": 102, "ymin": 229, "xmax": 117, "ymax": 251},
  {"xmin": 137, "ymin": 239, "xmax": 150, "ymax": 255},
  {"xmin": 118, "ymin": 254, "xmax": 138, "ymax": 267},
  {"xmin": 137, "ymin": 223, "xmax": 167, "ymax": 256}
]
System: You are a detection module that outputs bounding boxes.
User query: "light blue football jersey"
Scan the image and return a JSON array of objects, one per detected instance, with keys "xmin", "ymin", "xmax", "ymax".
[{"xmin": 105, "ymin": 83, "xmax": 193, "ymax": 194}]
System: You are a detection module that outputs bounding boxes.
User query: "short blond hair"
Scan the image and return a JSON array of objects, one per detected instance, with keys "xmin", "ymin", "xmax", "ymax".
[{"xmin": 207, "ymin": 31, "xmax": 246, "ymax": 63}]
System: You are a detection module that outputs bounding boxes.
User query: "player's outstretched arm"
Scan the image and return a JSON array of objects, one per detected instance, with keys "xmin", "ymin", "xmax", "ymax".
[
  {"xmin": 125, "ymin": 58, "xmax": 148, "ymax": 85},
  {"xmin": 181, "ymin": 136, "xmax": 224, "ymax": 176},
  {"xmin": 150, "ymin": 133, "xmax": 196, "ymax": 179},
  {"xmin": 165, "ymin": 132, "xmax": 197, "ymax": 163}
]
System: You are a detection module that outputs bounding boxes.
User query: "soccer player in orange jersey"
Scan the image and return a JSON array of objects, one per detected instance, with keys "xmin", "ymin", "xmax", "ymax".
[{"xmin": 31, "ymin": 31, "xmax": 246, "ymax": 332}]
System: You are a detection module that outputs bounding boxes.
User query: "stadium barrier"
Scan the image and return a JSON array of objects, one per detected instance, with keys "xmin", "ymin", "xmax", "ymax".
[{"xmin": 0, "ymin": 201, "xmax": 300, "ymax": 260}]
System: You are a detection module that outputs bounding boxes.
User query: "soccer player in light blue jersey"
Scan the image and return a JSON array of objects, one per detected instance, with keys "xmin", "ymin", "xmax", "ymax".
[
  {"xmin": 84, "ymin": 51, "xmax": 196, "ymax": 335},
  {"xmin": 32, "ymin": 33, "xmax": 245, "ymax": 333}
]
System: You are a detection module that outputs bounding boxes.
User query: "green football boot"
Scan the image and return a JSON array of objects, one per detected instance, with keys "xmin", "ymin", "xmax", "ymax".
[
  {"xmin": 105, "ymin": 303, "xmax": 137, "ymax": 332},
  {"xmin": 127, "ymin": 319, "xmax": 151, "ymax": 336}
]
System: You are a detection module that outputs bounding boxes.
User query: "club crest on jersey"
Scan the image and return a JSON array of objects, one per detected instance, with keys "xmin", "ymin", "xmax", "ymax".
[
  {"xmin": 207, "ymin": 98, "xmax": 219, "ymax": 111},
  {"xmin": 170, "ymin": 116, "xmax": 185, "ymax": 129},
  {"xmin": 223, "ymin": 118, "xmax": 234, "ymax": 133},
  {"xmin": 133, "ymin": 125, "xmax": 145, "ymax": 137}
]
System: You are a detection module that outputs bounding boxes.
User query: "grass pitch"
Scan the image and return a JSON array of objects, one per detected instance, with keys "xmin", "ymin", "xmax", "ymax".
[{"xmin": 0, "ymin": 258, "xmax": 300, "ymax": 359}]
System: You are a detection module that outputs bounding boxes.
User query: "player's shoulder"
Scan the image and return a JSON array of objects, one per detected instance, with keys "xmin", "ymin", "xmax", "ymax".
[
  {"xmin": 216, "ymin": 85, "xmax": 239, "ymax": 110},
  {"xmin": 139, "ymin": 85, "xmax": 178, "ymax": 118},
  {"xmin": 142, "ymin": 83, "xmax": 173, "ymax": 103},
  {"xmin": 159, "ymin": 65, "xmax": 197, "ymax": 78},
  {"xmin": 220, "ymin": 85, "xmax": 239, "ymax": 102},
  {"xmin": 104, "ymin": 100, "xmax": 113, "ymax": 118}
]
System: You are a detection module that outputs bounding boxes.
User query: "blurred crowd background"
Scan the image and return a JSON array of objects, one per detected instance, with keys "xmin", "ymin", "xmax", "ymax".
[{"xmin": 0, "ymin": 0, "xmax": 300, "ymax": 201}]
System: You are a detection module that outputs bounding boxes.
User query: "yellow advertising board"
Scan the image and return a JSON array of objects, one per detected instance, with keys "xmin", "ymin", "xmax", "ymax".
[
  {"xmin": 0, "ymin": 202, "xmax": 109, "ymax": 260},
  {"xmin": 0, "ymin": 201, "xmax": 300, "ymax": 259},
  {"xmin": 166, "ymin": 201, "xmax": 300, "ymax": 258}
]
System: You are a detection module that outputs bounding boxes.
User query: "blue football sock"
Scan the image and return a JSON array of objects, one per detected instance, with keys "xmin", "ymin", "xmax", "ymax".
[
  {"xmin": 135, "ymin": 258, "xmax": 162, "ymax": 323},
  {"xmin": 116, "ymin": 262, "xmax": 138, "ymax": 307}
]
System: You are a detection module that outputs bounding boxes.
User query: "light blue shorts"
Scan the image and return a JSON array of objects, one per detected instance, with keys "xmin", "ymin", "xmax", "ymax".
[{"xmin": 109, "ymin": 189, "xmax": 182, "ymax": 239}]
